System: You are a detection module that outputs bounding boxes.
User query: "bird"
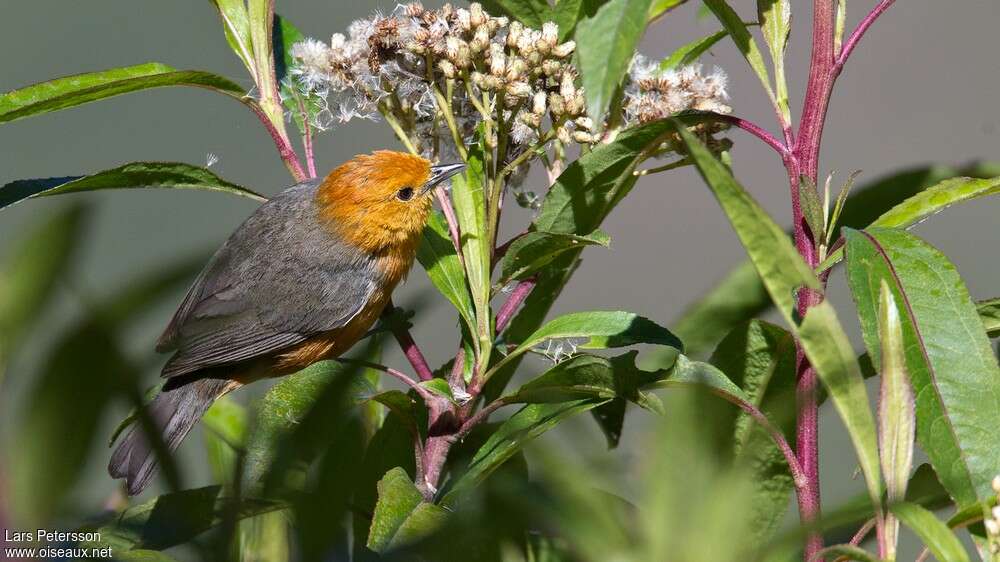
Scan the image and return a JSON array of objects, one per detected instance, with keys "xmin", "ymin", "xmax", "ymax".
[{"xmin": 108, "ymin": 151, "xmax": 464, "ymax": 495}]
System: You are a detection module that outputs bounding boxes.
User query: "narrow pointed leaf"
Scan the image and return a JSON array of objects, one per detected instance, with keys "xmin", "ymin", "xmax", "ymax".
[
  {"xmin": 489, "ymin": 310, "xmax": 682, "ymax": 377},
  {"xmin": 702, "ymin": 0, "xmax": 775, "ymax": 100},
  {"xmin": 209, "ymin": 0, "xmax": 256, "ymax": 78},
  {"xmin": 576, "ymin": 0, "xmax": 653, "ymax": 122},
  {"xmin": 845, "ymin": 228, "xmax": 1000, "ymax": 506},
  {"xmin": 498, "ymin": 229, "xmax": 610, "ymax": 285},
  {"xmin": 677, "ymin": 122, "xmax": 882, "ymax": 506},
  {"xmin": 757, "ymin": 0, "xmax": 790, "ymax": 118},
  {"xmin": 1, "ymin": 162, "xmax": 264, "ymax": 211},
  {"xmin": 891, "ymin": 502, "xmax": 971, "ymax": 562},
  {"xmin": 417, "ymin": 210, "xmax": 476, "ymax": 333},
  {"xmin": 0, "ymin": 63, "xmax": 246, "ymax": 124},
  {"xmin": 809, "ymin": 545, "xmax": 879, "ymax": 562},
  {"xmin": 675, "ymin": 164, "xmax": 1000, "ymax": 356},
  {"xmin": 441, "ymin": 399, "xmax": 608, "ymax": 506},
  {"xmin": 659, "ymin": 29, "xmax": 730, "ymax": 71},
  {"xmin": 820, "ymin": 175, "xmax": 1000, "ymax": 271}
]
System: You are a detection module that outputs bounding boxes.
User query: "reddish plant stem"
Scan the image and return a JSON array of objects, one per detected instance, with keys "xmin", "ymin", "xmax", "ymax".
[
  {"xmin": 495, "ymin": 278, "xmax": 536, "ymax": 333},
  {"xmin": 713, "ymin": 114, "xmax": 792, "ymax": 159},
  {"xmin": 434, "ymin": 186, "xmax": 464, "ymax": 266},
  {"xmin": 245, "ymin": 101, "xmax": 307, "ymax": 182},
  {"xmin": 836, "ymin": 0, "xmax": 896, "ymax": 70},
  {"xmin": 383, "ymin": 302, "xmax": 435, "ymax": 382}
]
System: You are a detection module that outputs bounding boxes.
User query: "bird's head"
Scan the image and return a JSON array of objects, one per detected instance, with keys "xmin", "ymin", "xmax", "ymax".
[{"xmin": 316, "ymin": 151, "xmax": 464, "ymax": 253}]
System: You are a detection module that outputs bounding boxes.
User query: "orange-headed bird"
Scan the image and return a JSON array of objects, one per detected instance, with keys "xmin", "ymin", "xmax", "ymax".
[{"xmin": 109, "ymin": 151, "xmax": 464, "ymax": 495}]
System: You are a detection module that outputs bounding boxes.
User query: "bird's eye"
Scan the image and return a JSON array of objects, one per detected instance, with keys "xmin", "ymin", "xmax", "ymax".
[{"xmin": 396, "ymin": 187, "xmax": 415, "ymax": 201}]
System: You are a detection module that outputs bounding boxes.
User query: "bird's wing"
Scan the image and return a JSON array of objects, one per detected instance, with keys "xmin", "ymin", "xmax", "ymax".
[{"xmin": 157, "ymin": 180, "xmax": 382, "ymax": 378}]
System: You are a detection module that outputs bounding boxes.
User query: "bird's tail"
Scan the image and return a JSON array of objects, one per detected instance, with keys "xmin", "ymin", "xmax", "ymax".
[{"xmin": 109, "ymin": 377, "xmax": 233, "ymax": 496}]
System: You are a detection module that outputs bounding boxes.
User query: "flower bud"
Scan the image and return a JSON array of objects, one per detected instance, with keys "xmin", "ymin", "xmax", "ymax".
[
  {"xmin": 572, "ymin": 130, "xmax": 594, "ymax": 144},
  {"xmin": 445, "ymin": 36, "xmax": 461, "ymax": 60},
  {"xmin": 560, "ymin": 72, "xmax": 576, "ymax": 99},
  {"xmin": 541, "ymin": 59, "xmax": 562, "ymax": 76},
  {"xmin": 470, "ymin": 26, "xmax": 490, "ymax": 52},
  {"xmin": 438, "ymin": 59, "xmax": 456, "ymax": 78},
  {"xmin": 532, "ymin": 91, "xmax": 547, "ymax": 114},
  {"xmin": 469, "ymin": 3, "xmax": 487, "ymax": 27},
  {"xmin": 987, "ymin": 519, "xmax": 1000, "ymax": 536},
  {"xmin": 541, "ymin": 22, "xmax": 559, "ymax": 47},
  {"xmin": 552, "ymin": 40, "xmax": 576, "ymax": 58},
  {"xmin": 574, "ymin": 116, "xmax": 593, "ymax": 130},
  {"xmin": 557, "ymin": 125, "xmax": 572, "ymax": 145},
  {"xmin": 506, "ymin": 81, "xmax": 532, "ymax": 98},
  {"xmin": 507, "ymin": 21, "xmax": 523, "ymax": 48},
  {"xmin": 506, "ymin": 57, "xmax": 527, "ymax": 81},
  {"xmin": 455, "ymin": 8, "xmax": 472, "ymax": 31},
  {"xmin": 548, "ymin": 93, "xmax": 565, "ymax": 116},
  {"xmin": 489, "ymin": 44, "xmax": 506, "ymax": 76}
]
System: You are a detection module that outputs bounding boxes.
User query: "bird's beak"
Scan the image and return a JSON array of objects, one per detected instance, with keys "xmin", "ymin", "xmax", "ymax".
[{"xmin": 421, "ymin": 162, "xmax": 465, "ymax": 195}]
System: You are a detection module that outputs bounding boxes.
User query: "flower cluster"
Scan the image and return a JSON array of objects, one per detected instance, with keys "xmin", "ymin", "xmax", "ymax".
[
  {"xmin": 287, "ymin": 2, "xmax": 591, "ymax": 160},
  {"xmin": 624, "ymin": 55, "xmax": 731, "ymax": 125}
]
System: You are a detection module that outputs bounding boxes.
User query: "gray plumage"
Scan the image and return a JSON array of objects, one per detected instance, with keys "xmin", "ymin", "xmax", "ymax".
[
  {"xmin": 110, "ymin": 179, "xmax": 386, "ymax": 495},
  {"xmin": 158, "ymin": 179, "xmax": 383, "ymax": 379}
]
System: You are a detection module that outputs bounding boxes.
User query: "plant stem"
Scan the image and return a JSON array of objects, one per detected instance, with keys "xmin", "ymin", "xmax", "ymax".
[
  {"xmin": 711, "ymin": 114, "xmax": 793, "ymax": 159},
  {"xmin": 245, "ymin": 100, "xmax": 307, "ymax": 182},
  {"xmin": 836, "ymin": 0, "xmax": 895, "ymax": 70},
  {"xmin": 382, "ymin": 303, "xmax": 435, "ymax": 382},
  {"xmin": 495, "ymin": 278, "xmax": 536, "ymax": 333},
  {"xmin": 434, "ymin": 186, "xmax": 464, "ymax": 265}
]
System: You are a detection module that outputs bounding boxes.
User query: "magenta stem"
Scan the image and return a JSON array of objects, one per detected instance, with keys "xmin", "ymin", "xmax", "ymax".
[
  {"xmin": 434, "ymin": 186, "xmax": 464, "ymax": 264},
  {"xmin": 245, "ymin": 100, "xmax": 307, "ymax": 182},
  {"xmin": 836, "ymin": 0, "xmax": 896, "ymax": 70},
  {"xmin": 495, "ymin": 278, "xmax": 536, "ymax": 333},
  {"xmin": 713, "ymin": 114, "xmax": 792, "ymax": 158},
  {"xmin": 383, "ymin": 302, "xmax": 435, "ymax": 382}
]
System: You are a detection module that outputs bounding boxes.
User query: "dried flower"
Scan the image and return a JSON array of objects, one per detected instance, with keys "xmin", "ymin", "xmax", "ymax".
[{"xmin": 624, "ymin": 55, "xmax": 732, "ymax": 125}]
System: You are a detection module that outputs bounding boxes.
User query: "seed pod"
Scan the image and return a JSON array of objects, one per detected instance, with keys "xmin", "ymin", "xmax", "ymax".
[
  {"xmin": 469, "ymin": 2, "xmax": 487, "ymax": 27},
  {"xmin": 506, "ymin": 81, "xmax": 532, "ymax": 98},
  {"xmin": 507, "ymin": 21, "xmax": 523, "ymax": 48},
  {"xmin": 455, "ymin": 8, "xmax": 472, "ymax": 31},
  {"xmin": 548, "ymin": 93, "xmax": 565, "ymax": 116},
  {"xmin": 470, "ymin": 26, "xmax": 490, "ymax": 52},
  {"xmin": 574, "ymin": 116, "xmax": 593, "ymax": 130},
  {"xmin": 489, "ymin": 44, "xmax": 506, "ymax": 76},
  {"xmin": 559, "ymin": 72, "xmax": 575, "ymax": 99},
  {"xmin": 506, "ymin": 57, "xmax": 527, "ymax": 81},
  {"xmin": 572, "ymin": 130, "xmax": 594, "ymax": 144},
  {"xmin": 438, "ymin": 59, "xmax": 456, "ymax": 78},
  {"xmin": 541, "ymin": 59, "xmax": 562, "ymax": 76}
]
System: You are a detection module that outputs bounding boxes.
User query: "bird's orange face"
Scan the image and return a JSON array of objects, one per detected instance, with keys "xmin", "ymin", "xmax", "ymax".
[{"xmin": 316, "ymin": 151, "xmax": 462, "ymax": 254}]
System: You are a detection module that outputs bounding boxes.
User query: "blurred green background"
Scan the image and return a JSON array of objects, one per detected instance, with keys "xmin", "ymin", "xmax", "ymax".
[{"xmin": 1, "ymin": 0, "xmax": 998, "ymax": 556}]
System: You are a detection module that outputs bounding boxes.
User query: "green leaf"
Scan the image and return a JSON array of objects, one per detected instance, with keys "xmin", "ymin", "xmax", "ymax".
[
  {"xmin": 820, "ymin": 175, "xmax": 1000, "ymax": 271},
  {"xmin": 672, "ymin": 261, "xmax": 770, "ymax": 357},
  {"xmin": 509, "ymin": 350, "xmax": 667, "ymax": 405},
  {"xmin": 450, "ymin": 133, "xmax": 492, "ymax": 365},
  {"xmin": 575, "ymin": 0, "xmax": 653, "ymax": 122},
  {"xmin": 648, "ymin": 0, "xmax": 687, "ymax": 21},
  {"xmin": 709, "ymin": 320, "xmax": 797, "ymax": 546},
  {"xmin": 209, "ymin": 0, "xmax": 255, "ymax": 78},
  {"xmin": 0, "ymin": 162, "xmax": 264, "ymax": 211},
  {"xmin": 203, "ymin": 396, "xmax": 249, "ymax": 486},
  {"xmin": 552, "ymin": 0, "xmax": 599, "ymax": 40},
  {"xmin": 481, "ymin": 0, "xmax": 553, "ymax": 28},
  {"xmin": 808, "ymin": 545, "xmax": 879, "ymax": 562},
  {"xmin": 367, "ymin": 468, "xmax": 447, "ymax": 553},
  {"xmin": 677, "ymin": 122, "xmax": 883, "ymax": 507},
  {"xmin": 876, "ymin": 282, "xmax": 916, "ymax": 556},
  {"xmin": 274, "ymin": 14, "xmax": 321, "ymax": 136},
  {"xmin": 417, "ymin": 210, "xmax": 476, "ymax": 333},
  {"xmin": 845, "ymin": 228, "xmax": 1000, "ymax": 506},
  {"xmin": 490, "ymin": 310, "xmax": 683, "ymax": 377},
  {"xmin": 498, "ymin": 230, "xmax": 610, "ymax": 285},
  {"xmin": 0, "ymin": 63, "xmax": 246, "ymax": 124},
  {"xmin": 534, "ymin": 119, "xmax": 692, "ymax": 235},
  {"xmin": 80, "ymin": 486, "xmax": 281, "ymax": 553},
  {"xmin": 0, "ymin": 203, "xmax": 86, "ymax": 356},
  {"xmin": 659, "ymin": 29, "xmax": 730, "ymax": 71},
  {"xmin": 979, "ymin": 298, "xmax": 1000, "ymax": 338},
  {"xmin": 757, "ymin": 0, "xmax": 791, "ymax": 119},
  {"xmin": 891, "ymin": 502, "xmax": 971, "ymax": 562},
  {"xmin": 676, "ymin": 163, "xmax": 1000, "ymax": 355},
  {"xmin": 702, "ymin": 0, "xmax": 775, "ymax": 102},
  {"xmin": 442, "ymin": 399, "xmax": 607, "ymax": 506}
]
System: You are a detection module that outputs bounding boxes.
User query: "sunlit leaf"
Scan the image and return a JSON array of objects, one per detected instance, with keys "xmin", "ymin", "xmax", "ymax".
[
  {"xmin": 489, "ymin": 310, "xmax": 682, "ymax": 377},
  {"xmin": 417, "ymin": 210, "xmax": 476, "ymax": 333},
  {"xmin": 757, "ymin": 0, "xmax": 790, "ymax": 119},
  {"xmin": 0, "ymin": 162, "xmax": 264, "ymax": 211},
  {"xmin": 480, "ymin": 0, "xmax": 553, "ymax": 28},
  {"xmin": 677, "ymin": 122, "xmax": 882, "ymax": 507},
  {"xmin": 659, "ymin": 29, "xmax": 729, "ymax": 71},
  {"xmin": 702, "ymin": 0, "xmax": 775, "ymax": 102},
  {"xmin": 891, "ymin": 502, "xmax": 971, "ymax": 562},
  {"xmin": 576, "ymin": 0, "xmax": 653, "ymax": 122},
  {"xmin": 497, "ymin": 229, "xmax": 610, "ymax": 286},
  {"xmin": 209, "ymin": 0, "xmax": 255, "ymax": 78},
  {"xmin": 845, "ymin": 228, "xmax": 1000, "ymax": 506},
  {"xmin": 0, "ymin": 63, "xmax": 245, "ymax": 124}
]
